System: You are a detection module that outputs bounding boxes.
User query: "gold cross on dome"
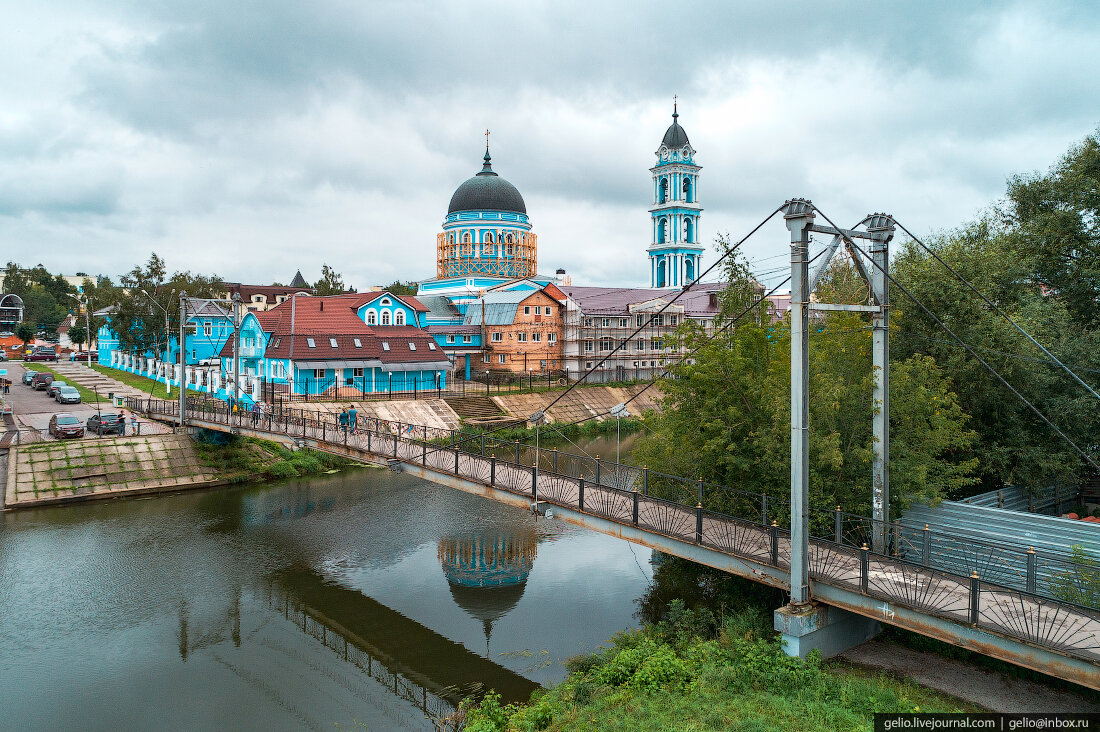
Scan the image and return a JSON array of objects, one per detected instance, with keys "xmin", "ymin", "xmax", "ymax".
[{"xmin": 485, "ymin": 128, "xmax": 490, "ymax": 150}]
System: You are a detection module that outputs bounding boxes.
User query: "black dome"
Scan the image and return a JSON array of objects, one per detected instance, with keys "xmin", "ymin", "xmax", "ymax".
[
  {"xmin": 661, "ymin": 104, "xmax": 690, "ymax": 148},
  {"xmin": 447, "ymin": 151, "xmax": 527, "ymax": 215}
]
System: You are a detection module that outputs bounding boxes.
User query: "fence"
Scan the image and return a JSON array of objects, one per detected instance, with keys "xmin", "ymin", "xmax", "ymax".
[{"xmin": 132, "ymin": 395, "xmax": 1100, "ymax": 666}]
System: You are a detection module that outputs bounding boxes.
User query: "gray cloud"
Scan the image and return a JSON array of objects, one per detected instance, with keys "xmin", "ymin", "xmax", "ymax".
[{"xmin": 0, "ymin": 1, "xmax": 1097, "ymax": 288}]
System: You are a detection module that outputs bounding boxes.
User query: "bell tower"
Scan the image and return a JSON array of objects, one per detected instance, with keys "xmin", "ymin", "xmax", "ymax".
[{"xmin": 648, "ymin": 100, "xmax": 703, "ymax": 288}]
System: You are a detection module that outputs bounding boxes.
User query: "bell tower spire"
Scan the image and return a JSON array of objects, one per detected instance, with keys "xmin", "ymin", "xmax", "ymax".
[{"xmin": 648, "ymin": 100, "xmax": 703, "ymax": 288}]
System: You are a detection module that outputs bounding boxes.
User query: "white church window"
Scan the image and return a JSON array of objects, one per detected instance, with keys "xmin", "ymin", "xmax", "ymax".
[
  {"xmin": 395, "ymin": 311, "xmax": 405, "ymax": 325},
  {"xmin": 381, "ymin": 311, "xmax": 391, "ymax": 325},
  {"xmin": 367, "ymin": 312, "xmax": 376, "ymax": 325}
]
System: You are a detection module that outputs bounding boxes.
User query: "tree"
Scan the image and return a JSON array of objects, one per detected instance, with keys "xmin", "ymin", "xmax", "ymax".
[
  {"xmin": 1006, "ymin": 131, "xmax": 1100, "ymax": 330},
  {"xmin": 634, "ymin": 249, "xmax": 978, "ymax": 523},
  {"xmin": 69, "ymin": 324, "xmax": 87, "ymax": 351},
  {"xmin": 314, "ymin": 264, "xmax": 351, "ymax": 295},
  {"xmin": 15, "ymin": 323, "xmax": 34, "ymax": 351},
  {"xmin": 381, "ymin": 280, "xmax": 418, "ymax": 296}
]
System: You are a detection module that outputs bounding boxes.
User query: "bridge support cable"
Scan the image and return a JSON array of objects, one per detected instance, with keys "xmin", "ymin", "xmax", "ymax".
[
  {"xmin": 812, "ymin": 206, "xmax": 1100, "ymax": 473},
  {"xmin": 893, "ymin": 219, "xmax": 1100, "ymax": 403}
]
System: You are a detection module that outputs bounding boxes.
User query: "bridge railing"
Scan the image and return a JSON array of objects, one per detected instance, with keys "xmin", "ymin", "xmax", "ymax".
[{"xmin": 132, "ymin": 396, "xmax": 1100, "ymax": 663}]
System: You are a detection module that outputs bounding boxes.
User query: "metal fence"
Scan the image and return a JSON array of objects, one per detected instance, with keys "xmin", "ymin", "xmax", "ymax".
[{"xmin": 131, "ymin": 396, "xmax": 1100, "ymax": 666}]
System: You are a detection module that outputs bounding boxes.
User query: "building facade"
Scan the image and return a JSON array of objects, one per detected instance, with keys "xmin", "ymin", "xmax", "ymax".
[
  {"xmin": 648, "ymin": 102, "xmax": 703, "ymax": 288},
  {"xmin": 464, "ymin": 284, "xmax": 566, "ymax": 374}
]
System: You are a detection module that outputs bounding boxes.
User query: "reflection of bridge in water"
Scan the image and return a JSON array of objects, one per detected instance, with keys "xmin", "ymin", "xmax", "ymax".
[
  {"xmin": 266, "ymin": 566, "xmax": 539, "ymax": 719},
  {"xmin": 138, "ymin": 398, "xmax": 1100, "ymax": 690}
]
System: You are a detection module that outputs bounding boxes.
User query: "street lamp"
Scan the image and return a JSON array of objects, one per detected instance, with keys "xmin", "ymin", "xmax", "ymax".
[
  {"xmin": 610, "ymin": 402, "xmax": 629, "ymax": 465},
  {"xmin": 140, "ymin": 288, "xmax": 175, "ymax": 396}
]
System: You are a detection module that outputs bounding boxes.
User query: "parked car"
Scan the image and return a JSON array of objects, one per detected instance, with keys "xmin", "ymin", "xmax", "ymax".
[
  {"xmin": 0, "ymin": 330, "xmax": 13, "ymax": 337},
  {"xmin": 0, "ymin": 348, "xmax": 7, "ymax": 361},
  {"xmin": 26, "ymin": 348, "xmax": 59, "ymax": 362},
  {"xmin": 87, "ymin": 412, "xmax": 124, "ymax": 435},
  {"xmin": 49, "ymin": 413, "xmax": 85, "ymax": 439},
  {"xmin": 47, "ymin": 381, "xmax": 69, "ymax": 398},
  {"xmin": 70, "ymin": 352, "xmax": 98, "ymax": 362},
  {"xmin": 55, "ymin": 386, "xmax": 81, "ymax": 404},
  {"xmin": 22, "ymin": 370, "xmax": 38, "ymax": 385},
  {"xmin": 30, "ymin": 373, "xmax": 54, "ymax": 390}
]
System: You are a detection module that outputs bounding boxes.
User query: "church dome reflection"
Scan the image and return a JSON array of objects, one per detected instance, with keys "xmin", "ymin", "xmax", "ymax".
[{"xmin": 438, "ymin": 529, "xmax": 538, "ymax": 654}]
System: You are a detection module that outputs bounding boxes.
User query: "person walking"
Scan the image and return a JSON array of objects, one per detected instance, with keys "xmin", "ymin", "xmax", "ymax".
[
  {"xmin": 119, "ymin": 409, "xmax": 127, "ymax": 436},
  {"xmin": 338, "ymin": 408, "xmax": 348, "ymax": 436},
  {"xmin": 348, "ymin": 404, "xmax": 358, "ymax": 434}
]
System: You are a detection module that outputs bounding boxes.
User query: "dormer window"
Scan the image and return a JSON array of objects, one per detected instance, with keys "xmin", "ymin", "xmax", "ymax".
[
  {"xmin": 329, "ymin": 338, "xmax": 338, "ymax": 348},
  {"xmin": 381, "ymin": 341, "xmax": 390, "ymax": 351},
  {"xmin": 428, "ymin": 342, "xmax": 436, "ymax": 350},
  {"xmin": 353, "ymin": 338, "xmax": 362, "ymax": 348},
  {"xmin": 380, "ymin": 298, "xmax": 392, "ymax": 306},
  {"xmin": 272, "ymin": 338, "xmax": 281, "ymax": 348},
  {"xmin": 408, "ymin": 342, "xmax": 416, "ymax": 351},
  {"xmin": 306, "ymin": 338, "xmax": 316, "ymax": 348}
]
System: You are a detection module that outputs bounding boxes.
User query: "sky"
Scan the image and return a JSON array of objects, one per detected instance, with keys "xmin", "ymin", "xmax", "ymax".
[{"xmin": 2, "ymin": 1, "xmax": 1098, "ymax": 290}]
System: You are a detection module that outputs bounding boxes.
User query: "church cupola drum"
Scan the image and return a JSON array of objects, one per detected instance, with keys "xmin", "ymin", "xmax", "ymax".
[
  {"xmin": 437, "ymin": 136, "xmax": 537, "ymax": 279},
  {"xmin": 648, "ymin": 101, "xmax": 703, "ymax": 288}
]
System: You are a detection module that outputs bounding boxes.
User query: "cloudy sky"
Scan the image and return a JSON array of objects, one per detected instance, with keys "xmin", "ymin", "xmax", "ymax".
[{"xmin": 3, "ymin": 1, "xmax": 1098, "ymax": 290}]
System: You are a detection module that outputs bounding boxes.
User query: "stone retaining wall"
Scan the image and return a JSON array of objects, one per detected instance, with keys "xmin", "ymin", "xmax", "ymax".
[
  {"xmin": 490, "ymin": 384, "xmax": 662, "ymax": 424},
  {"xmin": 4, "ymin": 433, "xmax": 220, "ymax": 509}
]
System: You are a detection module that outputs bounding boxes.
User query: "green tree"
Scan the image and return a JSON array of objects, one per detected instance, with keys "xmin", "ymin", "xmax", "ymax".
[
  {"xmin": 1006, "ymin": 131, "xmax": 1100, "ymax": 330},
  {"xmin": 68, "ymin": 324, "xmax": 87, "ymax": 351},
  {"xmin": 381, "ymin": 280, "xmax": 418, "ymax": 296},
  {"xmin": 15, "ymin": 322, "xmax": 35, "ymax": 351},
  {"xmin": 634, "ymin": 252, "xmax": 978, "ymax": 522},
  {"xmin": 314, "ymin": 264, "xmax": 351, "ymax": 295}
]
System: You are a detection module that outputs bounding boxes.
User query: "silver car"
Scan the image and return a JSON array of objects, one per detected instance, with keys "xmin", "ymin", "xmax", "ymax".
[{"xmin": 55, "ymin": 386, "xmax": 81, "ymax": 404}]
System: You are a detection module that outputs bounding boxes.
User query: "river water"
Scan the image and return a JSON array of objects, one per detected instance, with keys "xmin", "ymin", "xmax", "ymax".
[{"xmin": 0, "ymin": 434, "xmax": 652, "ymax": 731}]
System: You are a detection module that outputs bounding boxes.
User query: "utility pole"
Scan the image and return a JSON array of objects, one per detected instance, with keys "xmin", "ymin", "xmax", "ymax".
[
  {"xmin": 179, "ymin": 292, "xmax": 187, "ymax": 428},
  {"xmin": 231, "ymin": 291, "xmax": 241, "ymax": 407},
  {"xmin": 784, "ymin": 199, "xmax": 815, "ymax": 606},
  {"xmin": 867, "ymin": 214, "xmax": 895, "ymax": 552}
]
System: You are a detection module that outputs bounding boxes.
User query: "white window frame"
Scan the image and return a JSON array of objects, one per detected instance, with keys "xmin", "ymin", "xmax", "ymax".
[
  {"xmin": 517, "ymin": 332, "xmax": 527, "ymax": 343},
  {"xmin": 498, "ymin": 354, "xmax": 506, "ymax": 364},
  {"xmin": 531, "ymin": 332, "xmax": 541, "ymax": 343},
  {"xmin": 491, "ymin": 332, "xmax": 502, "ymax": 343},
  {"xmin": 523, "ymin": 306, "xmax": 531, "ymax": 315},
  {"xmin": 462, "ymin": 335, "xmax": 471, "ymax": 344},
  {"xmin": 352, "ymin": 367, "xmax": 364, "ymax": 378},
  {"xmin": 446, "ymin": 334, "xmax": 455, "ymax": 343},
  {"xmin": 548, "ymin": 332, "xmax": 556, "ymax": 344}
]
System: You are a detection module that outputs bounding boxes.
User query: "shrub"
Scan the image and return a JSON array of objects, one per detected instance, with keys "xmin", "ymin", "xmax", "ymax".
[{"xmin": 267, "ymin": 460, "xmax": 299, "ymax": 479}]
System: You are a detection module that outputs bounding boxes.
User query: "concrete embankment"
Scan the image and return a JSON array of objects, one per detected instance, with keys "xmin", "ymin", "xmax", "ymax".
[
  {"xmin": 490, "ymin": 383, "xmax": 662, "ymax": 424},
  {"xmin": 4, "ymin": 433, "xmax": 221, "ymax": 509}
]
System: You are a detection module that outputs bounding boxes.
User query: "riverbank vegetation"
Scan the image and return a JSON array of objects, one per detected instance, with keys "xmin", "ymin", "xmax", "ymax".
[
  {"xmin": 455, "ymin": 417, "xmax": 643, "ymax": 446},
  {"xmin": 193, "ymin": 433, "xmax": 362, "ymax": 482},
  {"xmin": 454, "ymin": 561, "xmax": 978, "ymax": 732}
]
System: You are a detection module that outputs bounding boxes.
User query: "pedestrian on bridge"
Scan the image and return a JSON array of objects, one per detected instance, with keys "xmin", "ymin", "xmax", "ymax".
[
  {"xmin": 349, "ymin": 404, "xmax": 358, "ymax": 434},
  {"xmin": 250, "ymin": 401, "xmax": 260, "ymax": 425},
  {"xmin": 338, "ymin": 409, "xmax": 348, "ymax": 436}
]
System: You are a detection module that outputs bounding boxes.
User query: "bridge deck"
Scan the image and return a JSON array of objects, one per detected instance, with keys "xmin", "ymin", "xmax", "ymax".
[{"xmin": 137, "ymin": 399, "xmax": 1100, "ymax": 690}]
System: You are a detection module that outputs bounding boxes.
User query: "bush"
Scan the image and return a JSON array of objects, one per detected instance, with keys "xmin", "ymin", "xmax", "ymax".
[{"xmin": 267, "ymin": 460, "xmax": 299, "ymax": 479}]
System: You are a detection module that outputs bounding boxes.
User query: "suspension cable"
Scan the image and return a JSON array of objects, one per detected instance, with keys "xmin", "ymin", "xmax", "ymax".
[{"xmin": 892, "ymin": 218, "xmax": 1100, "ymax": 402}]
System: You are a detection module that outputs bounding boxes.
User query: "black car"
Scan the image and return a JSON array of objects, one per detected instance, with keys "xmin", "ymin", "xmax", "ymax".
[
  {"xmin": 30, "ymin": 373, "xmax": 54, "ymax": 390},
  {"xmin": 87, "ymin": 412, "xmax": 124, "ymax": 435}
]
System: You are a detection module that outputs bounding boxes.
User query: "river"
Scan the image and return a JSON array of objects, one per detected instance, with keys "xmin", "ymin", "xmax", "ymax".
[{"xmin": 0, "ymin": 434, "xmax": 652, "ymax": 731}]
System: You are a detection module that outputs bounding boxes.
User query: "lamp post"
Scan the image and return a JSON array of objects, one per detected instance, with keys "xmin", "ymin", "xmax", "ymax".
[
  {"xmin": 610, "ymin": 402, "xmax": 629, "ymax": 465},
  {"xmin": 141, "ymin": 288, "xmax": 175, "ymax": 396}
]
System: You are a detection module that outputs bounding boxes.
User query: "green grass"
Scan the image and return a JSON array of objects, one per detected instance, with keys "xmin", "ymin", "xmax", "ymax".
[
  {"xmin": 453, "ymin": 602, "xmax": 981, "ymax": 732},
  {"xmin": 89, "ymin": 363, "xmax": 174, "ymax": 398},
  {"xmin": 192, "ymin": 434, "xmax": 361, "ymax": 483},
  {"xmin": 21, "ymin": 364, "xmax": 108, "ymax": 409}
]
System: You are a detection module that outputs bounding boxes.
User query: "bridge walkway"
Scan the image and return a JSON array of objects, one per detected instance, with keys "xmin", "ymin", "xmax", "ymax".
[{"xmin": 134, "ymin": 398, "xmax": 1100, "ymax": 690}]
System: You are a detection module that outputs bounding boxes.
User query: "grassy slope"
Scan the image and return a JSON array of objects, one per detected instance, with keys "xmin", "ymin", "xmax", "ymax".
[
  {"xmin": 456, "ymin": 604, "xmax": 980, "ymax": 732},
  {"xmin": 193, "ymin": 434, "xmax": 365, "ymax": 483},
  {"xmin": 89, "ymin": 363, "xmax": 173, "ymax": 398}
]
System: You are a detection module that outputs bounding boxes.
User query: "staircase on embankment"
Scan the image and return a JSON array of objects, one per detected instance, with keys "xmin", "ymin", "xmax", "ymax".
[{"xmin": 442, "ymin": 396, "xmax": 523, "ymax": 427}]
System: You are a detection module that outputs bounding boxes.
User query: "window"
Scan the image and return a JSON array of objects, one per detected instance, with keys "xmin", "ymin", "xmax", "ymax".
[
  {"xmin": 599, "ymin": 337, "xmax": 613, "ymax": 351},
  {"xmin": 203, "ymin": 322, "xmax": 212, "ymax": 336},
  {"xmin": 329, "ymin": 338, "xmax": 338, "ymax": 348},
  {"xmin": 367, "ymin": 312, "xmax": 376, "ymax": 325},
  {"xmin": 544, "ymin": 306, "xmax": 552, "ymax": 315},
  {"xmin": 584, "ymin": 340, "xmax": 593, "ymax": 352},
  {"xmin": 540, "ymin": 360, "xmax": 546, "ymax": 369},
  {"xmin": 652, "ymin": 339, "xmax": 663, "ymax": 351},
  {"xmin": 517, "ymin": 332, "xmax": 527, "ymax": 343},
  {"xmin": 498, "ymin": 354, "xmax": 506, "ymax": 364},
  {"xmin": 652, "ymin": 314, "xmax": 663, "ymax": 326},
  {"xmin": 381, "ymin": 341, "xmax": 390, "ymax": 351},
  {"xmin": 353, "ymin": 338, "xmax": 362, "ymax": 348},
  {"xmin": 273, "ymin": 338, "xmax": 281, "ymax": 348},
  {"xmin": 635, "ymin": 339, "xmax": 644, "ymax": 351},
  {"xmin": 619, "ymin": 318, "xmax": 628, "ymax": 327},
  {"xmin": 531, "ymin": 332, "xmax": 542, "ymax": 342},
  {"xmin": 548, "ymin": 332, "xmax": 556, "ymax": 344},
  {"xmin": 523, "ymin": 306, "xmax": 531, "ymax": 315},
  {"xmin": 395, "ymin": 311, "xmax": 405, "ymax": 326},
  {"xmin": 353, "ymin": 367, "xmax": 364, "ymax": 378},
  {"xmin": 669, "ymin": 315, "xmax": 678, "ymax": 326},
  {"xmin": 446, "ymin": 335, "xmax": 455, "ymax": 343},
  {"xmin": 380, "ymin": 298, "xmax": 392, "ymax": 306},
  {"xmin": 462, "ymin": 335, "xmax": 471, "ymax": 344},
  {"xmin": 602, "ymin": 318, "xmax": 610, "ymax": 327},
  {"xmin": 314, "ymin": 368, "xmax": 325, "ymax": 378},
  {"xmin": 306, "ymin": 338, "xmax": 316, "ymax": 348},
  {"xmin": 491, "ymin": 332, "xmax": 502, "ymax": 342},
  {"xmin": 585, "ymin": 361, "xmax": 593, "ymax": 369},
  {"xmin": 381, "ymin": 311, "xmax": 391, "ymax": 325},
  {"xmin": 428, "ymin": 342, "xmax": 437, "ymax": 350},
  {"xmin": 483, "ymin": 353, "xmax": 490, "ymax": 363},
  {"xmin": 408, "ymin": 342, "xmax": 416, "ymax": 350},
  {"xmin": 583, "ymin": 317, "xmax": 593, "ymax": 327},
  {"xmin": 636, "ymin": 315, "xmax": 645, "ymax": 327}
]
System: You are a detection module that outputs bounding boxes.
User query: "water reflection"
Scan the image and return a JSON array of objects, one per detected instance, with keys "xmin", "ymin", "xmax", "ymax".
[{"xmin": 438, "ymin": 529, "xmax": 538, "ymax": 656}]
